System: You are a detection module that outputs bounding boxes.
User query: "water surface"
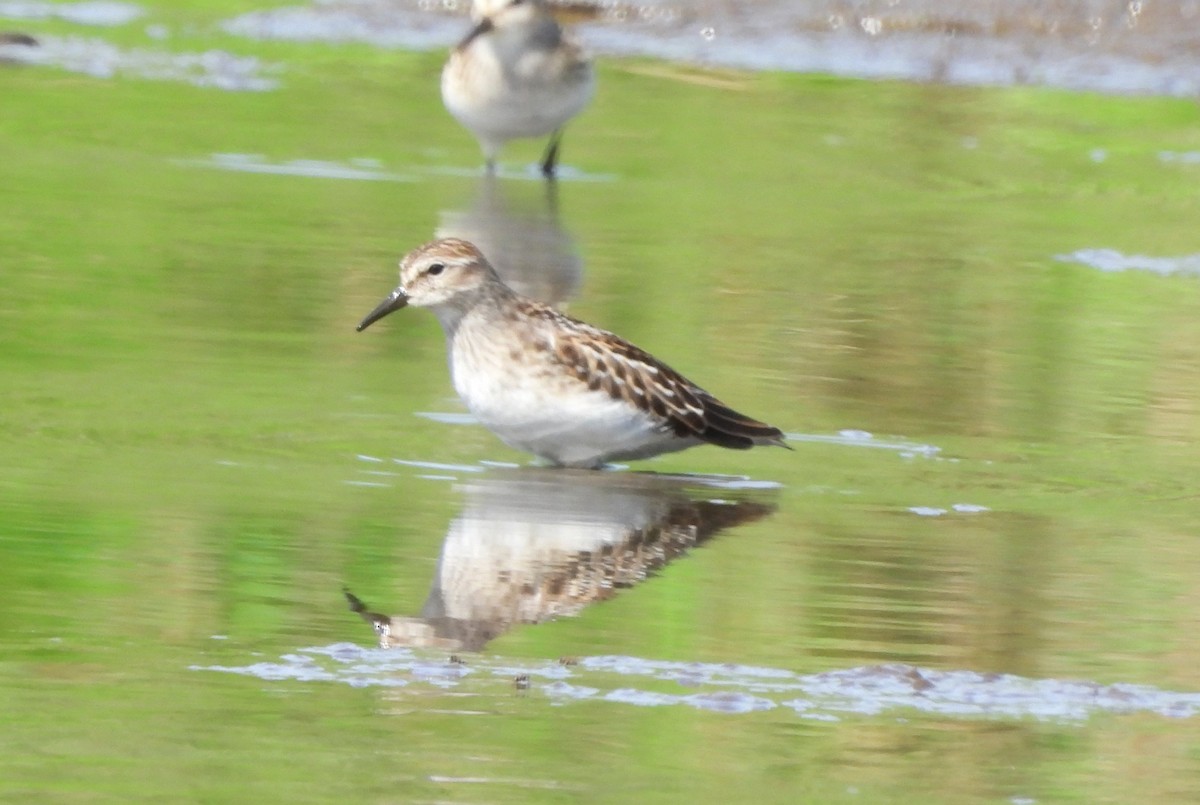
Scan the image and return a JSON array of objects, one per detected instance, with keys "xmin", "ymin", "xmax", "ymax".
[{"xmin": 3, "ymin": 1, "xmax": 1200, "ymax": 803}]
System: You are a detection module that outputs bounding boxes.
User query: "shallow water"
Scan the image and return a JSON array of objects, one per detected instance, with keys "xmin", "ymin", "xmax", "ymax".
[{"xmin": 4, "ymin": 2, "xmax": 1200, "ymax": 803}]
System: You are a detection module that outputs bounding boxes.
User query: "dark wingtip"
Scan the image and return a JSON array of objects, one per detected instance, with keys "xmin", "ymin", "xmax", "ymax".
[{"xmin": 699, "ymin": 399, "xmax": 788, "ymax": 451}]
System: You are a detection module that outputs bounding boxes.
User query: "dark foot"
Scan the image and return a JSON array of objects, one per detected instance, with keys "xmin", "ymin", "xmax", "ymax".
[{"xmin": 540, "ymin": 130, "xmax": 563, "ymax": 178}]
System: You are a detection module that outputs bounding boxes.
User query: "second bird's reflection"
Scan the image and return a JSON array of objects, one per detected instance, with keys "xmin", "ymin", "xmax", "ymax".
[
  {"xmin": 346, "ymin": 469, "xmax": 777, "ymax": 652},
  {"xmin": 436, "ymin": 174, "xmax": 582, "ymax": 306}
]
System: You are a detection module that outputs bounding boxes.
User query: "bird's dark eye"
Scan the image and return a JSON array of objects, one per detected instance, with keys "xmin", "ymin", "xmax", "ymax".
[{"xmin": 427, "ymin": 263, "xmax": 445, "ymax": 276}]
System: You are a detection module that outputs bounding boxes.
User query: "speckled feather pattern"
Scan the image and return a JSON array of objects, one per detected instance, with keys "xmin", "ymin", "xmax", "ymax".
[{"xmin": 358, "ymin": 238, "xmax": 788, "ymax": 468}]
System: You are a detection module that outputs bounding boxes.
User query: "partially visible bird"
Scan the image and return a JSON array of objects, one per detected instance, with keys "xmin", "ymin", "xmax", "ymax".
[{"xmin": 441, "ymin": 0, "xmax": 595, "ymax": 177}]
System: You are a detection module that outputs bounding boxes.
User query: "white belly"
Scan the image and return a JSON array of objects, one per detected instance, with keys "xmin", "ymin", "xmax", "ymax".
[
  {"xmin": 449, "ymin": 338, "xmax": 684, "ymax": 467},
  {"xmin": 441, "ymin": 39, "xmax": 593, "ymax": 143}
]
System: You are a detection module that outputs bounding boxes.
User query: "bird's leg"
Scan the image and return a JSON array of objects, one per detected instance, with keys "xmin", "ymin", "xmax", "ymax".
[{"xmin": 540, "ymin": 129, "xmax": 563, "ymax": 178}]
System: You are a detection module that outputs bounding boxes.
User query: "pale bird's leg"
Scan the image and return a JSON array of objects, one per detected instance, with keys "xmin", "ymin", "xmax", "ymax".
[{"xmin": 481, "ymin": 138, "xmax": 501, "ymax": 175}]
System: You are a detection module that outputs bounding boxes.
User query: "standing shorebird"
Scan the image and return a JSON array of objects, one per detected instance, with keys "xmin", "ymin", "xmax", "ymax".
[
  {"xmin": 356, "ymin": 239, "xmax": 789, "ymax": 468},
  {"xmin": 441, "ymin": 0, "xmax": 595, "ymax": 177}
]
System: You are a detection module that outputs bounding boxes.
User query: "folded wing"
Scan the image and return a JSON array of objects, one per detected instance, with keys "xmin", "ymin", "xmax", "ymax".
[{"xmin": 551, "ymin": 315, "xmax": 788, "ymax": 451}]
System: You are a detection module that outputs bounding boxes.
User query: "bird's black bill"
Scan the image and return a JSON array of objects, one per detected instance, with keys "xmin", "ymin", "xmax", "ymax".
[
  {"xmin": 356, "ymin": 288, "xmax": 409, "ymax": 332},
  {"xmin": 455, "ymin": 16, "xmax": 494, "ymax": 51}
]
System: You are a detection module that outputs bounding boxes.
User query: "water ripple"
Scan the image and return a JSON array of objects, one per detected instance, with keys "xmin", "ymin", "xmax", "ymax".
[
  {"xmin": 1055, "ymin": 248, "xmax": 1200, "ymax": 277},
  {"xmin": 192, "ymin": 647, "xmax": 1200, "ymax": 722}
]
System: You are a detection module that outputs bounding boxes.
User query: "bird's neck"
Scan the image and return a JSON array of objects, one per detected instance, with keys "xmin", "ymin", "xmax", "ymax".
[{"xmin": 431, "ymin": 280, "xmax": 517, "ymax": 338}]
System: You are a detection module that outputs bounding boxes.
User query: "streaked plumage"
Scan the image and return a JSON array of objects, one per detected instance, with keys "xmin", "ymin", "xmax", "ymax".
[
  {"xmin": 441, "ymin": 0, "xmax": 594, "ymax": 176},
  {"xmin": 357, "ymin": 238, "xmax": 788, "ymax": 468},
  {"xmin": 343, "ymin": 470, "xmax": 777, "ymax": 651}
]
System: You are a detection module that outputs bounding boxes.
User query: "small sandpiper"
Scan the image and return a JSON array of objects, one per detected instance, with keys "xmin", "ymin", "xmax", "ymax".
[
  {"xmin": 441, "ymin": 0, "xmax": 595, "ymax": 177},
  {"xmin": 357, "ymin": 238, "xmax": 789, "ymax": 469}
]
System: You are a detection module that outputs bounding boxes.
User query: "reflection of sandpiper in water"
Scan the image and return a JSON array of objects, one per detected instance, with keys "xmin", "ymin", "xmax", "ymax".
[
  {"xmin": 436, "ymin": 174, "xmax": 582, "ymax": 306},
  {"xmin": 441, "ymin": 0, "xmax": 595, "ymax": 177},
  {"xmin": 357, "ymin": 238, "xmax": 789, "ymax": 468},
  {"xmin": 345, "ymin": 469, "xmax": 777, "ymax": 652}
]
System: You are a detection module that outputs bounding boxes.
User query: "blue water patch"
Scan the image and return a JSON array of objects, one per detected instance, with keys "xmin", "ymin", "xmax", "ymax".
[
  {"xmin": 1, "ymin": 35, "xmax": 279, "ymax": 90},
  {"xmin": 0, "ymin": 0, "xmax": 142, "ymax": 26},
  {"xmin": 193, "ymin": 646, "xmax": 1200, "ymax": 722},
  {"xmin": 1056, "ymin": 248, "xmax": 1200, "ymax": 277},
  {"xmin": 176, "ymin": 153, "xmax": 413, "ymax": 180}
]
